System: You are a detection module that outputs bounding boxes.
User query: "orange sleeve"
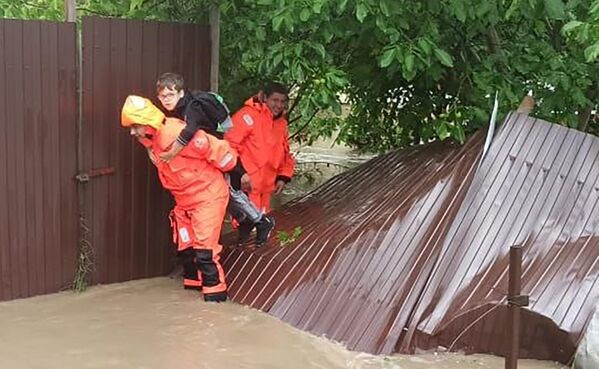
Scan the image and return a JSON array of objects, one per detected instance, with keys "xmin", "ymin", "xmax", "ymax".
[
  {"xmin": 277, "ymin": 123, "xmax": 295, "ymax": 180},
  {"xmin": 187, "ymin": 130, "xmax": 237, "ymax": 172},
  {"xmin": 225, "ymin": 108, "xmax": 253, "ymax": 151},
  {"xmin": 225, "ymin": 108, "xmax": 259, "ymax": 175}
]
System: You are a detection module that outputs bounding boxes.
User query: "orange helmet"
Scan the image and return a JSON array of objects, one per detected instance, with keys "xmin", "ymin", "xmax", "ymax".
[{"xmin": 121, "ymin": 95, "xmax": 165, "ymax": 130}]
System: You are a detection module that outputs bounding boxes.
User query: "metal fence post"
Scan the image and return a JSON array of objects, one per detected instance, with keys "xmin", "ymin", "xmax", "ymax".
[
  {"xmin": 506, "ymin": 245, "xmax": 529, "ymax": 369},
  {"xmin": 64, "ymin": 0, "xmax": 76, "ymax": 22}
]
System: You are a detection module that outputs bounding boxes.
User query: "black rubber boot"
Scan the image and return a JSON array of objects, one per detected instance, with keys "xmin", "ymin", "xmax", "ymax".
[
  {"xmin": 204, "ymin": 291, "xmax": 228, "ymax": 303},
  {"xmin": 237, "ymin": 220, "xmax": 254, "ymax": 245},
  {"xmin": 255, "ymin": 215, "xmax": 275, "ymax": 246}
]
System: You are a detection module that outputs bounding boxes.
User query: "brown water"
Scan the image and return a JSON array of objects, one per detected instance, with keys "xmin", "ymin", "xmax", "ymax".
[{"xmin": 0, "ymin": 277, "xmax": 566, "ymax": 369}]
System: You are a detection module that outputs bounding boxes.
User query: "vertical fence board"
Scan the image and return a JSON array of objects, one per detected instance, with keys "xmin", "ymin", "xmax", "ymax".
[{"xmin": 0, "ymin": 19, "xmax": 78, "ymax": 301}]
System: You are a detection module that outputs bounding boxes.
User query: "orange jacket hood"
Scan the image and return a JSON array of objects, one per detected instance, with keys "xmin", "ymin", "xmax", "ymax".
[{"xmin": 121, "ymin": 95, "xmax": 165, "ymax": 130}]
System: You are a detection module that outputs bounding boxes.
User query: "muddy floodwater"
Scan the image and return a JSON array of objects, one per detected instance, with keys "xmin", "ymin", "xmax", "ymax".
[{"xmin": 0, "ymin": 278, "xmax": 566, "ymax": 369}]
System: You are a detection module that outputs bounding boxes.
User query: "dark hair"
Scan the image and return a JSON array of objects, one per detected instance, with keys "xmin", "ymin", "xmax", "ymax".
[
  {"xmin": 156, "ymin": 72, "xmax": 185, "ymax": 93},
  {"xmin": 263, "ymin": 82, "xmax": 288, "ymax": 98}
]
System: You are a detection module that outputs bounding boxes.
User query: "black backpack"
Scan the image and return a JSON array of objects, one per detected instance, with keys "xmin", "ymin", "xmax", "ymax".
[{"xmin": 188, "ymin": 90, "xmax": 231, "ymax": 136}]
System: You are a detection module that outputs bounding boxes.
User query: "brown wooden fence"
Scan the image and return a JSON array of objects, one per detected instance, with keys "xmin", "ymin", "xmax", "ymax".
[{"xmin": 0, "ymin": 16, "xmax": 211, "ymax": 301}]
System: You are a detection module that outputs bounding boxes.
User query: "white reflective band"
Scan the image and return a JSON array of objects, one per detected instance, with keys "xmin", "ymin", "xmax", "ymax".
[
  {"xmin": 179, "ymin": 227, "xmax": 190, "ymax": 243},
  {"xmin": 242, "ymin": 114, "xmax": 254, "ymax": 126},
  {"xmin": 219, "ymin": 153, "xmax": 234, "ymax": 169}
]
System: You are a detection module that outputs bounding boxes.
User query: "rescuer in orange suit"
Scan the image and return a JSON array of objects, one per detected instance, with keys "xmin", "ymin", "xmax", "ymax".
[
  {"xmin": 225, "ymin": 82, "xmax": 295, "ymax": 226},
  {"xmin": 121, "ymin": 95, "xmax": 234, "ymax": 302}
]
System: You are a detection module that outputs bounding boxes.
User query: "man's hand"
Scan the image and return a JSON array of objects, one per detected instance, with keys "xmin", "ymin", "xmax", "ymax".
[
  {"xmin": 159, "ymin": 141, "xmax": 183, "ymax": 163},
  {"xmin": 274, "ymin": 179, "xmax": 286, "ymax": 195},
  {"xmin": 240, "ymin": 173, "xmax": 252, "ymax": 192}
]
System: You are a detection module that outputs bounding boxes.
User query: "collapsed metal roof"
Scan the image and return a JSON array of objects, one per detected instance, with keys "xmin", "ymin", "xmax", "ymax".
[{"xmin": 223, "ymin": 112, "xmax": 599, "ymax": 364}]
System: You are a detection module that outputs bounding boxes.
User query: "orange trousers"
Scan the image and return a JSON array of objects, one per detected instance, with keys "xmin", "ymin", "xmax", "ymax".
[
  {"xmin": 248, "ymin": 191, "xmax": 272, "ymax": 214},
  {"xmin": 169, "ymin": 193, "xmax": 228, "ymax": 297}
]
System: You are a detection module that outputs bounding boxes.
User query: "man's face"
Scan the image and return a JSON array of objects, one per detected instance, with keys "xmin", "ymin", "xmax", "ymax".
[
  {"xmin": 130, "ymin": 124, "xmax": 149, "ymax": 139},
  {"xmin": 157, "ymin": 86, "xmax": 184, "ymax": 111},
  {"xmin": 264, "ymin": 92, "xmax": 288, "ymax": 118}
]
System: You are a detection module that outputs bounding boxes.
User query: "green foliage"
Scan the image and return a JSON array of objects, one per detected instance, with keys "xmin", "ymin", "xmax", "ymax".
[
  {"xmin": 215, "ymin": 0, "xmax": 598, "ymax": 152},
  {"xmin": 563, "ymin": 0, "xmax": 599, "ymax": 62},
  {"xmin": 2, "ymin": 0, "xmax": 598, "ymax": 152},
  {"xmin": 0, "ymin": 0, "xmax": 63, "ymax": 20},
  {"xmin": 277, "ymin": 226, "xmax": 303, "ymax": 247}
]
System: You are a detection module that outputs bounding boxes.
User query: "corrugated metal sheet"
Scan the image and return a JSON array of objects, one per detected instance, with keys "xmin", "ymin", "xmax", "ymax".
[
  {"xmin": 81, "ymin": 16, "xmax": 211, "ymax": 284},
  {"xmin": 223, "ymin": 113, "xmax": 599, "ymax": 364},
  {"xmin": 0, "ymin": 19, "xmax": 79, "ymax": 301}
]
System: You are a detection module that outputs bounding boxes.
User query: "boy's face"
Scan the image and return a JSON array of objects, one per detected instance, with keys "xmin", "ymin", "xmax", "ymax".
[
  {"xmin": 264, "ymin": 92, "xmax": 288, "ymax": 118},
  {"xmin": 157, "ymin": 86, "xmax": 184, "ymax": 112}
]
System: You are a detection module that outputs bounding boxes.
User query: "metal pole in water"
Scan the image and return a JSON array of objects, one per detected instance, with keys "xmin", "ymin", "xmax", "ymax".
[{"xmin": 506, "ymin": 245, "xmax": 528, "ymax": 369}]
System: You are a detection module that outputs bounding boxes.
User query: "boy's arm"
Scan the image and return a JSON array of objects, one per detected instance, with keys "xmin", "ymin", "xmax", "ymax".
[{"xmin": 159, "ymin": 103, "xmax": 209, "ymax": 162}]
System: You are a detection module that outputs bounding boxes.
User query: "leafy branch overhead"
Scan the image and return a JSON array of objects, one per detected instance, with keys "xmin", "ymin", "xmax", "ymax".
[{"xmin": 4, "ymin": 0, "xmax": 598, "ymax": 150}]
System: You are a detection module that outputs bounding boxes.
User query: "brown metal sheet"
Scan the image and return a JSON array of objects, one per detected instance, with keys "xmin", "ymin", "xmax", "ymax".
[
  {"xmin": 81, "ymin": 16, "xmax": 211, "ymax": 285},
  {"xmin": 0, "ymin": 19, "xmax": 9, "ymax": 300},
  {"xmin": 0, "ymin": 19, "xmax": 78, "ymax": 301},
  {"xmin": 5, "ymin": 19, "xmax": 29, "ymax": 299},
  {"xmin": 56, "ymin": 21, "xmax": 79, "ymax": 290},
  {"xmin": 224, "ymin": 113, "xmax": 599, "ymax": 363},
  {"xmin": 22, "ymin": 20, "xmax": 44, "ymax": 296}
]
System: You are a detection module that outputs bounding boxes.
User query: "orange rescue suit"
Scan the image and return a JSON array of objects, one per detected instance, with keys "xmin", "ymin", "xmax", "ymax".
[
  {"xmin": 225, "ymin": 97, "xmax": 295, "ymax": 212},
  {"xmin": 122, "ymin": 96, "xmax": 235, "ymax": 298}
]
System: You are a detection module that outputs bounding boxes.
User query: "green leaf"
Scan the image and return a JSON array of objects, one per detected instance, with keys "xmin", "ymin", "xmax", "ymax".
[
  {"xmin": 380, "ymin": 0, "xmax": 390, "ymax": 16},
  {"xmin": 356, "ymin": 3, "xmax": 368, "ymax": 22},
  {"xmin": 273, "ymin": 53, "xmax": 283, "ymax": 67},
  {"xmin": 404, "ymin": 52, "xmax": 415, "ymax": 73},
  {"xmin": 562, "ymin": 20, "xmax": 583, "ymax": 35},
  {"xmin": 451, "ymin": 0, "xmax": 467, "ymax": 22},
  {"xmin": 332, "ymin": 100, "xmax": 342, "ymax": 115},
  {"xmin": 312, "ymin": 43, "xmax": 326, "ymax": 59},
  {"xmin": 129, "ymin": 0, "xmax": 144, "ymax": 12},
  {"xmin": 375, "ymin": 15, "xmax": 387, "ymax": 32},
  {"xmin": 337, "ymin": 0, "xmax": 349, "ymax": 14},
  {"xmin": 475, "ymin": 1, "xmax": 493, "ymax": 17},
  {"xmin": 255, "ymin": 27, "xmax": 266, "ymax": 41},
  {"xmin": 505, "ymin": 0, "xmax": 521, "ymax": 20},
  {"xmin": 434, "ymin": 121, "xmax": 450, "ymax": 140},
  {"xmin": 388, "ymin": 29, "xmax": 400, "ymax": 43},
  {"xmin": 300, "ymin": 8, "xmax": 311, "ymax": 22},
  {"xmin": 434, "ymin": 48, "xmax": 454, "ymax": 67},
  {"xmin": 272, "ymin": 15, "xmax": 284, "ymax": 32},
  {"xmin": 544, "ymin": 0, "xmax": 565, "ymax": 19},
  {"xmin": 417, "ymin": 38, "xmax": 431, "ymax": 55},
  {"xmin": 380, "ymin": 47, "xmax": 397, "ymax": 68},
  {"xmin": 326, "ymin": 70, "xmax": 347, "ymax": 86},
  {"xmin": 257, "ymin": 0, "xmax": 273, "ymax": 4},
  {"xmin": 584, "ymin": 43, "xmax": 599, "ymax": 62},
  {"xmin": 453, "ymin": 123, "xmax": 466, "ymax": 144},
  {"xmin": 312, "ymin": 0, "xmax": 324, "ymax": 14}
]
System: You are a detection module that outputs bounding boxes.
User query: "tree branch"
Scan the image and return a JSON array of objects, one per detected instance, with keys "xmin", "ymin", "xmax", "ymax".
[
  {"xmin": 290, "ymin": 110, "xmax": 319, "ymax": 140},
  {"xmin": 288, "ymin": 83, "xmax": 307, "ymax": 118},
  {"xmin": 578, "ymin": 106, "xmax": 594, "ymax": 132},
  {"xmin": 76, "ymin": 6, "xmax": 119, "ymax": 17}
]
